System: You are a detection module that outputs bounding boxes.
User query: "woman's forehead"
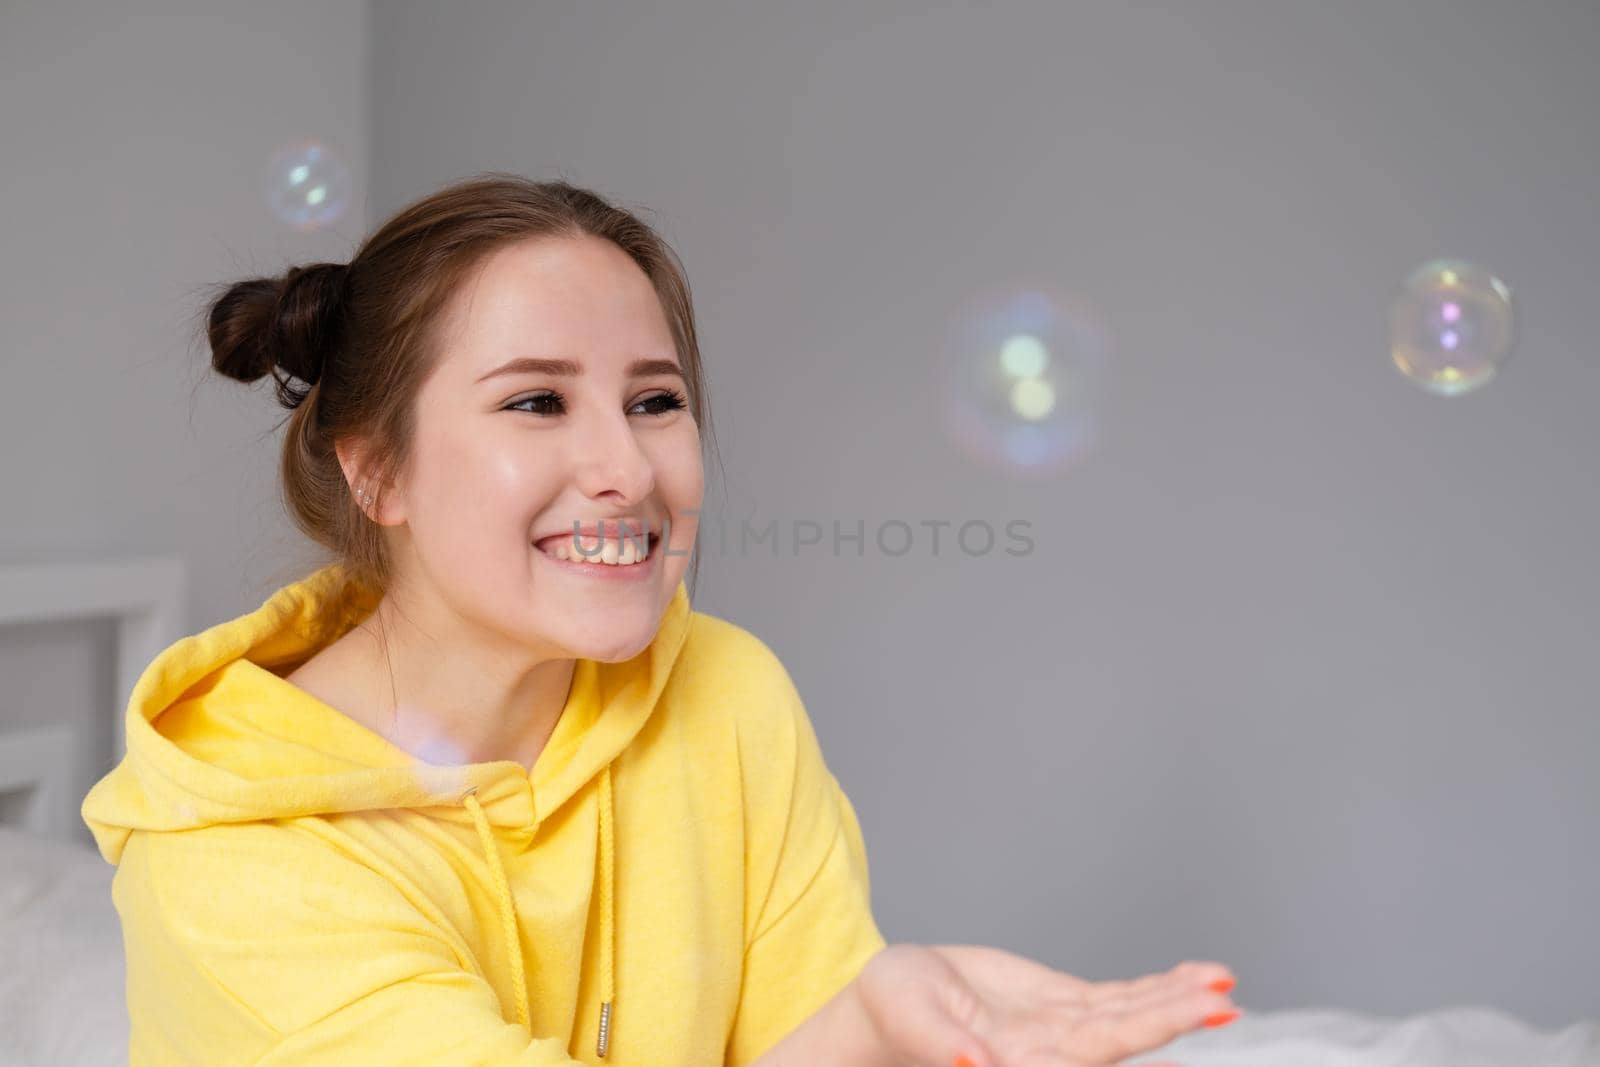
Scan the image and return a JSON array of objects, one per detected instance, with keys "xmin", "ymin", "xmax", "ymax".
[{"xmin": 440, "ymin": 244, "xmax": 677, "ymax": 378}]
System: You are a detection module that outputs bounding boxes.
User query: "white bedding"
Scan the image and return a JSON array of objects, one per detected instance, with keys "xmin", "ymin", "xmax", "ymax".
[
  {"xmin": 1, "ymin": 825, "xmax": 1595, "ymax": 1066},
  {"xmin": 0, "ymin": 826, "xmax": 129, "ymax": 1066},
  {"xmin": 1159, "ymin": 1002, "xmax": 1600, "ymax": 1065}
]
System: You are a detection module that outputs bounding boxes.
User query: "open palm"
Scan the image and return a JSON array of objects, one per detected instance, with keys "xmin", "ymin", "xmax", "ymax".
[{"xmin": 854, "ymin": 943, "xmax": 1240, "ymax": 1067}]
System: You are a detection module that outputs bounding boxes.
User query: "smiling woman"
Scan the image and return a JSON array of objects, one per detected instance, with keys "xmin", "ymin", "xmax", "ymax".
[
  {"xmin": 81, "ymin": 172, "xmax": 889, "ymax": 1067},
  {"xmin": 80, "ymin": 173, "xmax": 1239, "ymax": 1067}
]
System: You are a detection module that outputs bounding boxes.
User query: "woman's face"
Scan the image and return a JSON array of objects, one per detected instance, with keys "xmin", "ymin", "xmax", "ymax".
[{"xmin": 374, "ymin": 234, "xmax": 703, "ymax": 663}]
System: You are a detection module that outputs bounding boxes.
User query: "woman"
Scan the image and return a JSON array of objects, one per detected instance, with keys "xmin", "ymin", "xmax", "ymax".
[{"xmin": 81, "ymin": 174, "xmax": 1241, "ymax": 1067}]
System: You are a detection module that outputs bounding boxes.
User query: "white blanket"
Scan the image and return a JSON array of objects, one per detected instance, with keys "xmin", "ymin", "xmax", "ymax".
[
  {"xmin": 1160, "ymin": 1003, "xmax": 1600, "ymax": 1065},
  {"xmin": 0, "ymin": 826, "xmax": 129, "ymax": 1066}
]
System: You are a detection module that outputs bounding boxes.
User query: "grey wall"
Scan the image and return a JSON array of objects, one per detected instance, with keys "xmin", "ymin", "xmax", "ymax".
[{"xmin": 5, "ymin": 0, "xmax": 1594, "ymax": 1031}]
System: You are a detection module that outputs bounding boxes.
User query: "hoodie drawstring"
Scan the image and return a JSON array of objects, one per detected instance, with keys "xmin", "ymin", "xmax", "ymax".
[
  {"xmin": 460, "ymin": 767, "xmax": 617, "ymax": 1058},
  {"xmin": 595, "ymin": 762, "xmax": 615, "ymax": 1059},
  {"xmin": 461, "ymin": 786, "xmax": 531, "ymax": 1033}
]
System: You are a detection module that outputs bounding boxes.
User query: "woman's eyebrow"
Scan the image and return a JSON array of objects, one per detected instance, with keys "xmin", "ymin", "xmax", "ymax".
[{"xmin": 475, "ymin": 356, "xmax": 683, "ymax": 383}]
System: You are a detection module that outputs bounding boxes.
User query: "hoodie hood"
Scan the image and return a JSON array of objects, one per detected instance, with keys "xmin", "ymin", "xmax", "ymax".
[{"xmin": 82, "ymin": 560, "xmax": 693, "ymax": 1055}]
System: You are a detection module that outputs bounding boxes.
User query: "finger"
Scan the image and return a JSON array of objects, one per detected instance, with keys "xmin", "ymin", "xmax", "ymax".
[
  {"xmin": 1090, "ymin": 960, "xmax": 1231, "ymax": 1002},
  {"xmin": 1072, "ymin": 985, "xmax": 1238, "ymax": 1064},
  {"xmin": 1088, "ymin": 960, "xmax": 1235, "ymax": 1009}
]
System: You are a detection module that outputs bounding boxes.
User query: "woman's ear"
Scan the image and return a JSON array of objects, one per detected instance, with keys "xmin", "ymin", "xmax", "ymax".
[{"xmin": 335, "ymin": 439, "xmax": 396, "ymax": 525}]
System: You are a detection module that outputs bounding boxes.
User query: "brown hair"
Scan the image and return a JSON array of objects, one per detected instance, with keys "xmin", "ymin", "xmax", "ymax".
[{"xmin": 199, "ymin": 172, "xmax": 719, "ymax": 599}]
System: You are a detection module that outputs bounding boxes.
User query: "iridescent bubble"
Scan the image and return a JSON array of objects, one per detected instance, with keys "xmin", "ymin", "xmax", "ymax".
[
  {"xmin": 940, "ymin": 282, "xmax": 1112, "ymax": 477},
  {"xmin": 1388, "ymin": 259, "xmax": 1515, "ymax": 396},
  {"xmin": 381, "ymin": 706, "xmax": 475, "ymax": 797},
  {"xmin": 262, "ymin": 138, "xmax": 352, "ymax": 232}
]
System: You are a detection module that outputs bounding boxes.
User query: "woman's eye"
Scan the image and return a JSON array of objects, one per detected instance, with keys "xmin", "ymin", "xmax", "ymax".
[
  {"xmin": 505, "ymin": 389, "xmax": 688, "ymax": 417},
  {"xmin": 507, "ymin": 391, "xmax": 565, "ymax": 415},
  {"xmin": 635, "ymin": 389, "xmax": 688, "ymax": 416}
]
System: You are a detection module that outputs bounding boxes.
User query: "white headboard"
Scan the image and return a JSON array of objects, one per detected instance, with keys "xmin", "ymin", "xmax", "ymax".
[{"xmin": 0, "ymin": 556, "xmax": 186, "ymax": 839}]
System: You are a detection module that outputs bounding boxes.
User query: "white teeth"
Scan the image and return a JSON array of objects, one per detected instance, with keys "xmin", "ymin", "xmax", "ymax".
[{"xmin": 540, "ymin": 535, "xmax": 650, "ymax": 565}]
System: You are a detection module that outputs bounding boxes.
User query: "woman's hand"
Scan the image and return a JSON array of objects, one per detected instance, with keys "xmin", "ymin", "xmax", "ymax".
[{"xmin": 852, "ymin": 943, "xmax": 1241, "ymax": 1067}]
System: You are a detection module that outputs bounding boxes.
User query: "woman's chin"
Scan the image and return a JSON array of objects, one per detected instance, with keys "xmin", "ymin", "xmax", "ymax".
[{"xmin": 557, "ymin": 622, "xmax": 657, "ymax": 664}]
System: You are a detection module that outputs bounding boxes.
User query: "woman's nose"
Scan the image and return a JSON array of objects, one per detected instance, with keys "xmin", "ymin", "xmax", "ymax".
[{"xmin": 571, "ymin": 413, "xmax": 655, "ymax": 500}]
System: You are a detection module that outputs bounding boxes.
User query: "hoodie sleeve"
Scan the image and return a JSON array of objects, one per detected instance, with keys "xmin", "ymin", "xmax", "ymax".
[
  {"xmin": 114, "ymin": 822, "xmax": 590, "ymax": 1066},
  {"xmin": 723, "ymin": 655, "xmax": 889, "ymax": 1067}
]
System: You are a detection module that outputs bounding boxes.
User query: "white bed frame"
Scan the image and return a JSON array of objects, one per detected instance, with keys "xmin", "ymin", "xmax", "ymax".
[{"xmin": 0, "ymin": 556, "xmax": 186, "ymax": 840}]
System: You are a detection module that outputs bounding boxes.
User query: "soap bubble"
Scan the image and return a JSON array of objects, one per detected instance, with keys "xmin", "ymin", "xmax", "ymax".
[
  {"xmin": 397, "ymin": 712, "xmax": 474, "ymax": 798},
  {"xmin": 1388, "ymin": 258, "xmax": 1515, "ymax": 396},
  {"xmin": 940, "ymin": 282, "xmax": 1112, "ymax": 477},
  {"xmin": 262, "ymin": 138, "xmax": 352, "ymax": 232}
]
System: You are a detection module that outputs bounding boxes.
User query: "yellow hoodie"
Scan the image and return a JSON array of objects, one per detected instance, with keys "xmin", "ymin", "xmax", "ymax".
[{"xmin": 81, "ymin": 562, "xmax": 886, "ymax": 1066}]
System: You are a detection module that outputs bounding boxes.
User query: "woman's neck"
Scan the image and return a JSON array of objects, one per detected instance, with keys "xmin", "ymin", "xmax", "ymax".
[{"xmin": 286, "ymin": 598, "xmax": 578, "ymax": 773}]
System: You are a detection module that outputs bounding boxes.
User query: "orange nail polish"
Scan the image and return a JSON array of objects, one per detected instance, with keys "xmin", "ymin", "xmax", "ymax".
[
  {"xmin": 1209, "ymin": 977, "xmax": 1235, "ymax": 994},
  {"xmin": 954, "ymin": 1057, "xmax": 978, "ymax": 1067},
  {"xmin": 1202, "ymin": 1010, "xmax": 1240, "ymax": 1028}
]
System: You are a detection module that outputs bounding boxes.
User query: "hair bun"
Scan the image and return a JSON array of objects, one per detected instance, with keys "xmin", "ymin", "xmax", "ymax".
[{"xmin": 207, "ymin": 261, "xmax": 351, "ymax": 410}]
